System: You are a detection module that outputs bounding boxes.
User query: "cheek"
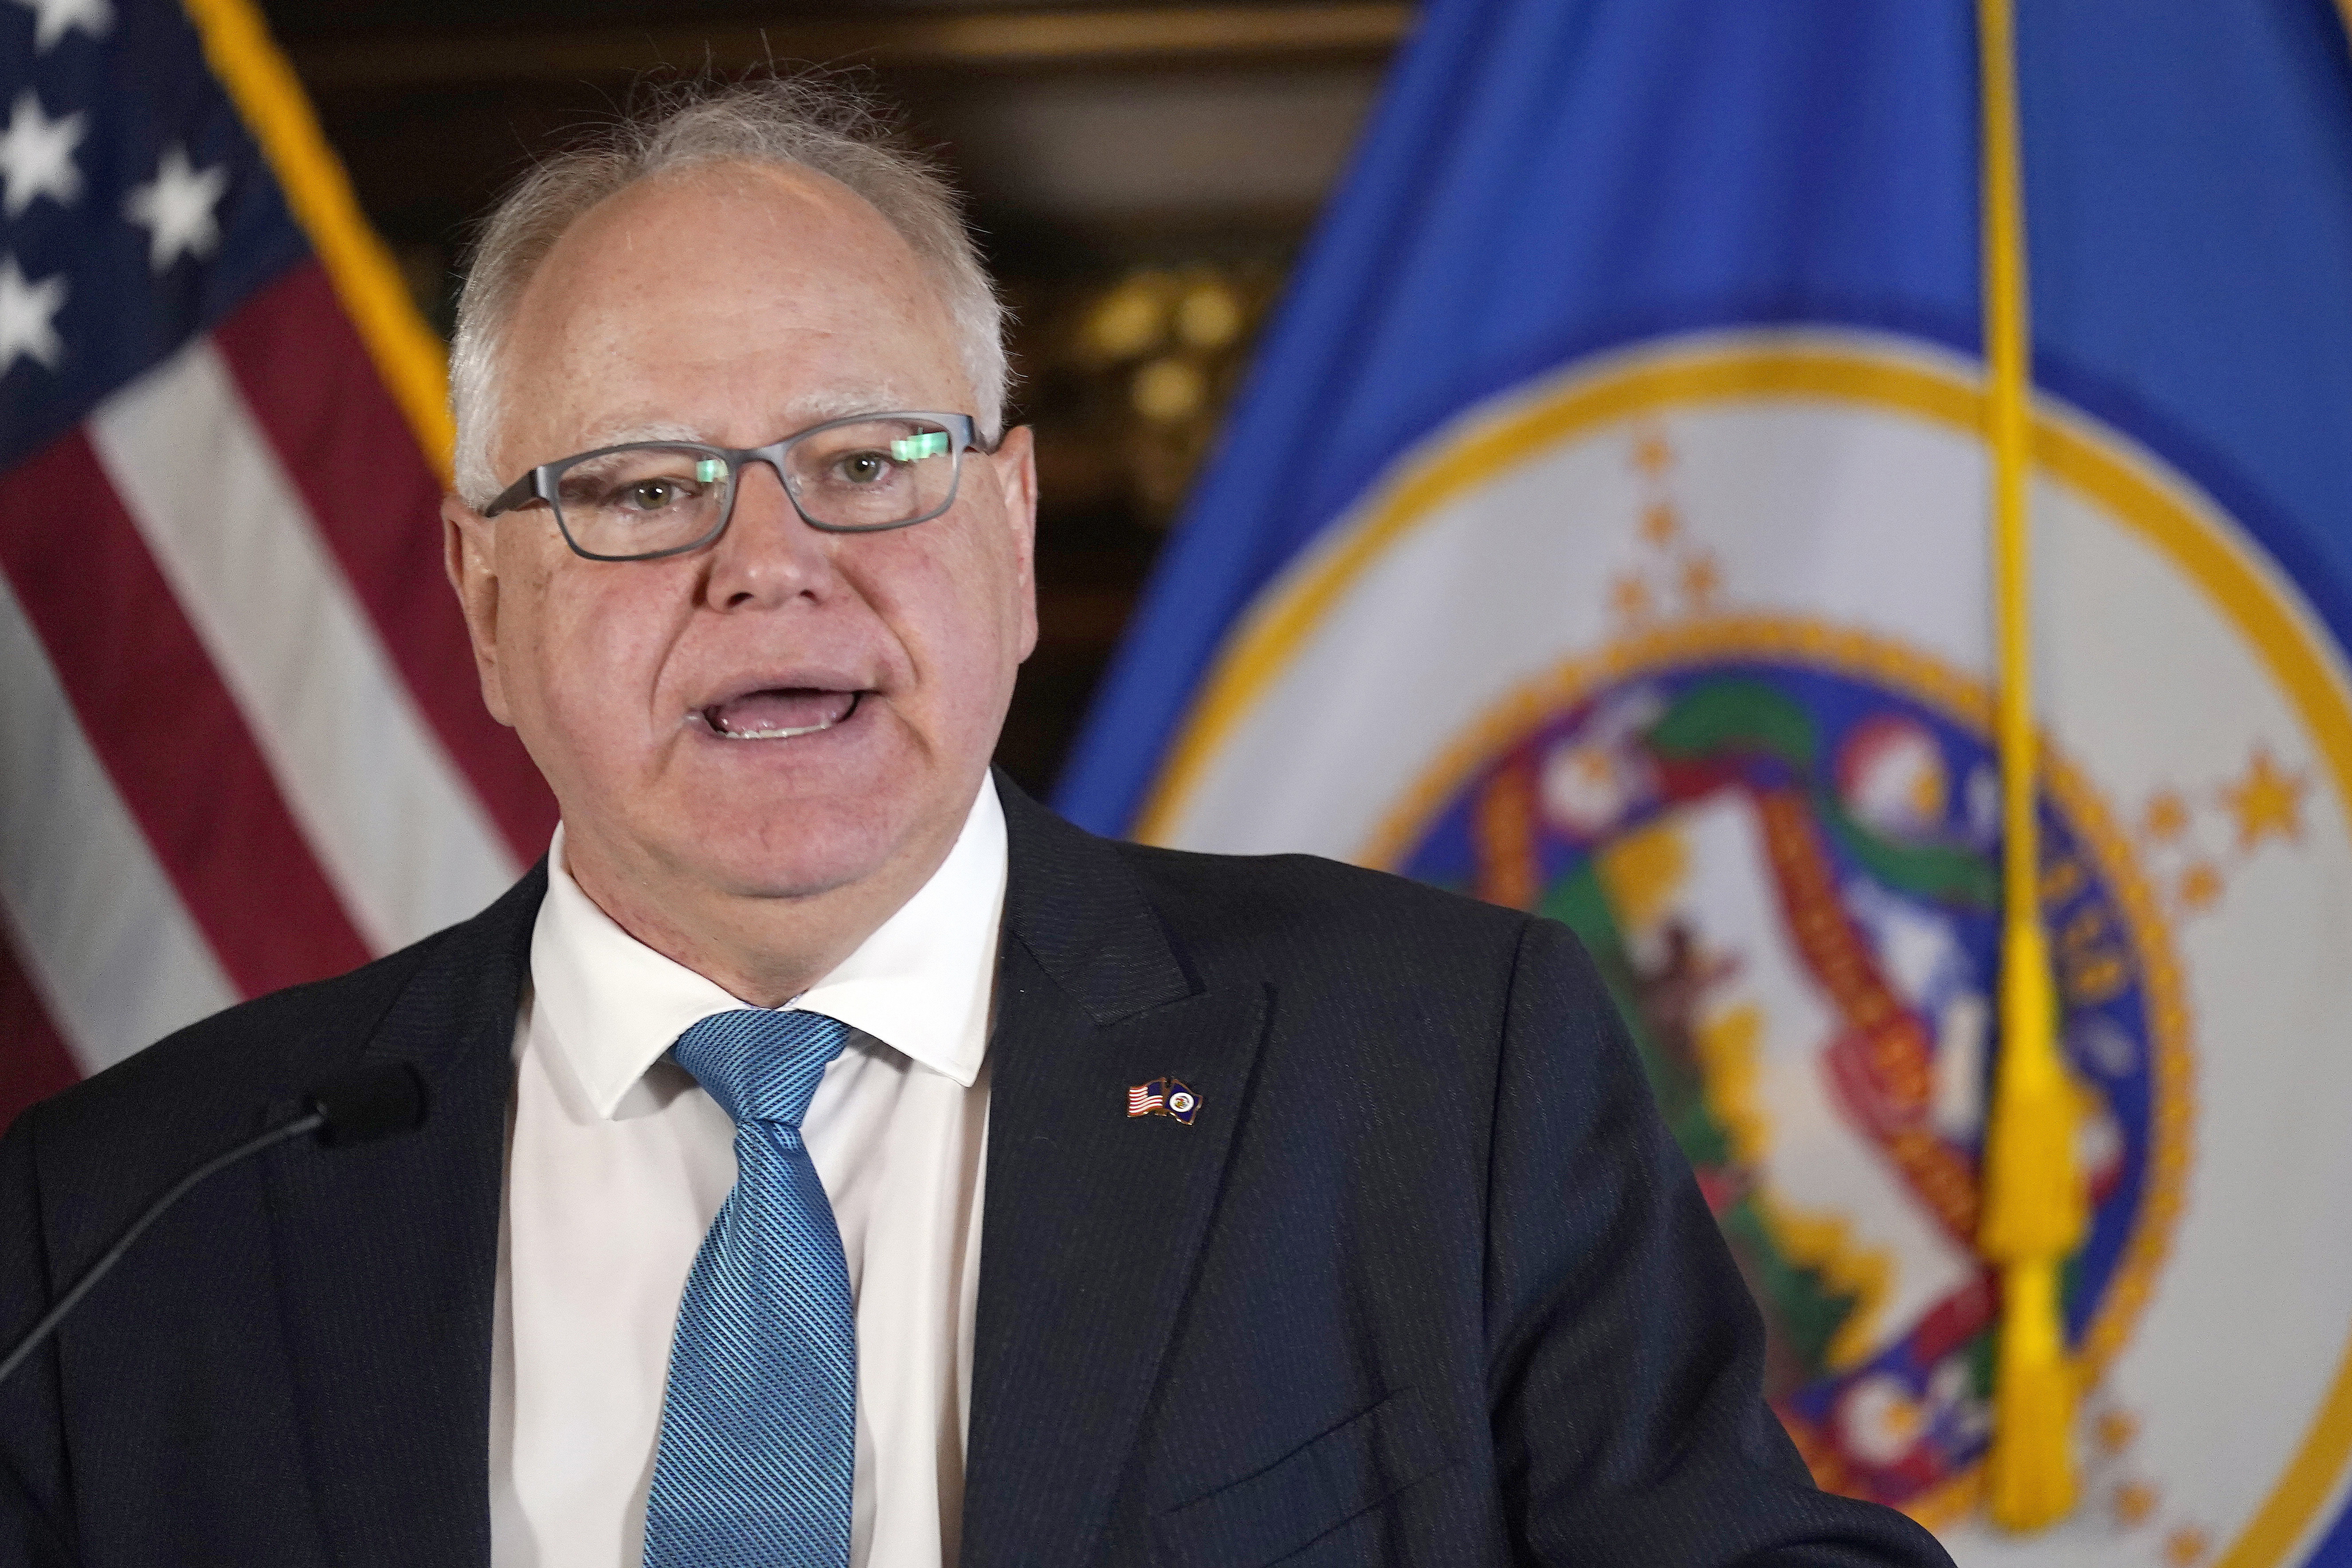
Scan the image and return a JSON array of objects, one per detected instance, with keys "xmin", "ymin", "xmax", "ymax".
[
  {"xmin": 881, "ymin": 531, "xmax": 1026, "ymax": 694},
  {"xmin": 509, "ymin": 561, "xmax": 683, "ymax": 752}
]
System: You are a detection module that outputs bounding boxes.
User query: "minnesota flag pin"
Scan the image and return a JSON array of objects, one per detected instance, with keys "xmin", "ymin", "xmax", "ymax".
[{"xmin": 1126, "ymin": 1076, "xmax": 1199, "ymax": 1126}]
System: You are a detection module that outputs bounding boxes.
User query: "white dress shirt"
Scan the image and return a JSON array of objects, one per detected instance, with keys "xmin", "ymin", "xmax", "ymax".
[{"xmin": 489, "ymin": 781, "xmax": 1005, "ymax": 1568}]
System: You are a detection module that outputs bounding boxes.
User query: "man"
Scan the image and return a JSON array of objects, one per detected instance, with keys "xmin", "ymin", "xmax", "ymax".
[{"xmin": 0, "ymin": 78, "xmax": 1954, "ymax": 1568}]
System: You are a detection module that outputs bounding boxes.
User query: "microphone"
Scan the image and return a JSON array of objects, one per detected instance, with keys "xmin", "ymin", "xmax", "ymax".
[{"xmin": 0, "ymin": 1062, "xmax": 428, "ymax": 1388}]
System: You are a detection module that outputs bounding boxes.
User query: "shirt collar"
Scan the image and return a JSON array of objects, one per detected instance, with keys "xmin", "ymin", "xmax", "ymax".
[{"xmin": 529, "ymin": 778, "xmax": 1007, "ymax": 1119}]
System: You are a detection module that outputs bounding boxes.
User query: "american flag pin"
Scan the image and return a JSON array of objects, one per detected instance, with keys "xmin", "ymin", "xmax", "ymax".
[{"xmin": 1126, "ymin": 1076, "xmax": 1200, "ymax": 1126}]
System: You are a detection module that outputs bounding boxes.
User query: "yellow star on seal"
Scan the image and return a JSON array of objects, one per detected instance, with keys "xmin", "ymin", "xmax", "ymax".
[
  {"xmin": 1631, "ymin": 427, "xmax": 1673, "ymax": 477},
  {"xmin": 2224, "ymin": 746, "xmax": 2304, "ymax": 850},
  {"xmin": 1678, "ymin": 552, "xmax": 1722, "ymax": 612},
  {"xmin": 1610, "ymin": 573, "xmax": 1656, "ymax": 625},
  {"xmin": 2141, "ymin": 789, "xmax": 2189, "ymax": 843}
]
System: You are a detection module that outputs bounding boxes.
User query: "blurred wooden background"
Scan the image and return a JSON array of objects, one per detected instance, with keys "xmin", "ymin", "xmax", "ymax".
[{"xmin": 261, "ymin": 0, "xmax": 1413, "ymax": 797}]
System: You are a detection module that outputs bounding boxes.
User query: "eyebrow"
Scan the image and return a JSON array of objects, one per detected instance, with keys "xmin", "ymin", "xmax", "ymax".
[
  {"xmin": 567, "ymin": 388, "xmax": 928, "ymax": 454},
  {"xmin": 787, "ymin": 384, "xmax": 925, "ymax": 425},
  {"xmin": 572, "ymin": 420, "xmax": 708, "ymax": 450}
]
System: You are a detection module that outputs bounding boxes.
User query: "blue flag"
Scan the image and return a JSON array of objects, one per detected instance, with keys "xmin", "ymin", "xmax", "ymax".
[{"xmin": 1058, "ymin": 1, "xmax": 2352, "ymax": 1559}]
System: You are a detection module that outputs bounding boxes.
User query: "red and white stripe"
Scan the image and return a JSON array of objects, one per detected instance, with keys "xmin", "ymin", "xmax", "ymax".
[
  {"xmin": 0, "ymin": 259, "xmax": 556, "ymax": 1127},
  {"xmin": 1127, "ymin": 1083, "xmax": 1164, "ymax": 1116}
]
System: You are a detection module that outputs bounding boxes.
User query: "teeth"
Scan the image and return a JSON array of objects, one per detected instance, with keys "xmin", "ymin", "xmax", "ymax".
[{"xmin": 702, "ymin": 691, "xmax": 861, "ymax": 740}]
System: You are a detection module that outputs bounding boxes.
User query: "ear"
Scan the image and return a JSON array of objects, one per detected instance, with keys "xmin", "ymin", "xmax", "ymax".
[
  {"xmin": 985, "ymin": 425, "xmax": 1040, "ymax": 664},
  {"xmin": 442, "ymin": 495, "xmax": 515, "ymax": 726}
]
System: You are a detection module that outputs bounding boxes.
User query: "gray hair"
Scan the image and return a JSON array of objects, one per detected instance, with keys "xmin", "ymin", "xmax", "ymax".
[{"xmin": 448, "ymin": 75, "xmax": 1009, "ymax": 509}]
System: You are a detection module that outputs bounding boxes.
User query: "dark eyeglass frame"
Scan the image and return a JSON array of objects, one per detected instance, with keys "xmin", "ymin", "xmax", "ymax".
[{"xmin": 481, "ymin": 410, "xmax": 988, "ymax": 563}]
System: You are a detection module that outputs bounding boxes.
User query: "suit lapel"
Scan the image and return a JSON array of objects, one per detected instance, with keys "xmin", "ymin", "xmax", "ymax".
[
  {"xmin": 262, "ymin": 867, "xmax": 542, "ymax": 1568},
  {"xmin": 962, "ymin": 787, "xmax": 1270, "ymax": 1568}
]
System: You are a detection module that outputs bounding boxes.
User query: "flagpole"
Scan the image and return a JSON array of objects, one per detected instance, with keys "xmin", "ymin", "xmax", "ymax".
[{"xmin": 1976, "ymin": 0, "xmax": 2085, "ymax": 1532}]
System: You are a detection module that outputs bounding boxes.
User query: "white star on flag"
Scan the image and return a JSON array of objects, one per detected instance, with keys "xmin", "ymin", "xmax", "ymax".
[
  {"xmin": 124, "ymin": 145, "xmax": 227, "ymax": 272},
  {"xmin": 0, "ymin": 92, "xmax": 85, "ymax": 218},
  {"xmin": 0, "ymin": 254, "xmax": 67, "ymax": 374},
  {"xmin": 8, "ymin": 0, "xmax": 111, "ymax": 51}
]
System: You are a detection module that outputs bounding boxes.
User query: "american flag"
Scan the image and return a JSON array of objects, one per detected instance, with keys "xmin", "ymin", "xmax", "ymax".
[
  {"xmin": 1127, "ymin": 1077, "xmax": 1196, "ymax": 1125},
  {"xmin": 0, "ymin": 0, "xmax": 553, "ymax": 1129}
]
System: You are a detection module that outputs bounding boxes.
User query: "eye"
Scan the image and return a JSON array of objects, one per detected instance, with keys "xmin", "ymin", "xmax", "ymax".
[
  {"xmin": 618, "ymin": 478, "xmax": 691, "ymax": 511},
  {"xmin": 834, "ymin": 451, "xmax": 894, "ymax": 486}
]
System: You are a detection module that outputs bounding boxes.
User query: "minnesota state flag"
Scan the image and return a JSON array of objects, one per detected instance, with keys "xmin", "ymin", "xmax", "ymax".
[{"xmin": 1058, "ymin": 0, "xmax": 2352, "ymax": 1561}]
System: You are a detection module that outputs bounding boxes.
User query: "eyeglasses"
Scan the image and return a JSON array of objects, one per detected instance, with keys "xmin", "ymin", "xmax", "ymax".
[{"xmin": 482, "ymin": 411, "xmax": 984, "ymax": 562}]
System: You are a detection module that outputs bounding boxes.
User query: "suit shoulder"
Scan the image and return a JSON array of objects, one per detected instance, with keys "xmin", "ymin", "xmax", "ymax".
[
  {"xmin": 1110, "ymin": 839, "xmax": 1535, "ymax": 970},
  {"xmin": 1112, "ymin": 838, "xmax": 1523, "ymax": 930},
  {"xmin": 22, "ymin": 863, "xmax": 546, "ymax": 1149},
  {"xmin": 22, "ymin": 930, "xmax": 450, "ymax": 1149}
]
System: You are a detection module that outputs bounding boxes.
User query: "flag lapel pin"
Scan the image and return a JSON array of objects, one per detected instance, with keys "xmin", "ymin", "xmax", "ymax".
[{"xmin": 1126, "ymin": 1076, "xmax": 1200, "ymax": 1126}]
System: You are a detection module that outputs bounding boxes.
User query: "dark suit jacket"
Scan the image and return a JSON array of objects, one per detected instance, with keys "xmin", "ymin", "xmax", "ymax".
[{"xmin": 0, "ymin": 781, "xmax": 1952, "ymax": 1567}]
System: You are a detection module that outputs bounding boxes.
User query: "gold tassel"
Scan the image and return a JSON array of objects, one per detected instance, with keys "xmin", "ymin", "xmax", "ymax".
[
  {"xmin": 1978, "ymin": 921, "xmax": 2084, "ymax": 1529},
  {"xmin": 1978, "ymin": 923, "xmax": 2082, "ymax": 1262},
  {"xmin": 1985, "ymin": 1260, "xmax": 2078, "ymax": 1528}
]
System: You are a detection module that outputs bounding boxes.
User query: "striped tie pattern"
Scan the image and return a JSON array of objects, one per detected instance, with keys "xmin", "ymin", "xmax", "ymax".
[{"xmin": 643, "ymin": 1009, "xmax": 856, "ymax": 1568}]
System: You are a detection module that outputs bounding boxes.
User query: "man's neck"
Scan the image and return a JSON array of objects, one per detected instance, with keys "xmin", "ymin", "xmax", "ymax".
[{"xmin": 558, "ymin": 818, "xmax": 965, "ymax": 1008}]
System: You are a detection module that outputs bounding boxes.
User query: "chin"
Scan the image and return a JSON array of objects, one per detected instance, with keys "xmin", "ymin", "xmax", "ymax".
[{"xmin": 669, "ymin": 785, "xmax": 921, "ymax": 902}]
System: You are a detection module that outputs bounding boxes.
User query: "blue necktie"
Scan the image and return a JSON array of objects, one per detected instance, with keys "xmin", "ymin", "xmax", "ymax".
[{"xmin": 643, "ymin": 1009, "xmax": 856, "ymax": 1568}]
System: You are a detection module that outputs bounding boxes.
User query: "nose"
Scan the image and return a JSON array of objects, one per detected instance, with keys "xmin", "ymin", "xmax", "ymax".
[{"xmin": 702, "ymin": 458, "xmax": 843, "ymax": 610}]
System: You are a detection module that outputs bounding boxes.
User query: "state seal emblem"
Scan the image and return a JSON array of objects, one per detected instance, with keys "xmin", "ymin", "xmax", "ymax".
[{"xmin": 1384, "ymin": 625, "xmax": 2184, "ymax": 1526}]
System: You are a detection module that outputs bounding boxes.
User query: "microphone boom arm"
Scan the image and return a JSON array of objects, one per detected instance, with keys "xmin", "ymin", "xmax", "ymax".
[{"xmin": 0, "ymin": 1062, "xmax": 425, "ymax": 1389}]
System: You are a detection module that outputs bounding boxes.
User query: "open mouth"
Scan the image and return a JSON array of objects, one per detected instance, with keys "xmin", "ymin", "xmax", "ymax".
[{"xmin": 698, "ymin": 688, "xmax": 865, "ymax": 740}]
